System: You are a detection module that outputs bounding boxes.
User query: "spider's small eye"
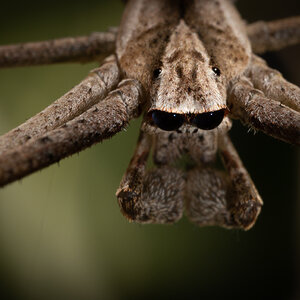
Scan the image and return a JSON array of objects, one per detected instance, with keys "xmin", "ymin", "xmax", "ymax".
[
  {"xmin": 151, "ymin": 110, "xmax": 184, "ymax": 131},
  {"xmin": 153, "ymin": 68, "xmax": 162, "ymax": 79},
  {"xmin": 191, "ymin": 109, "xmax": 224, "ymax": 130},
  {"xmin": 212, "ymin": 67, "xmax": 221, "ymax": 76}
]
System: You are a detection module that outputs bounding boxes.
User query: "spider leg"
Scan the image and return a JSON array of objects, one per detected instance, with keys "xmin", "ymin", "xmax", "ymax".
[
  {"xmin": 247, "ymin": 16, "xmax": 300, "ymax": 54},
  {"xmin": 228, "ymin": 76, "xmax": 300, "ymax": 145},
  {"xmin": 0, "ymin": 78, "xmax": 144, "ymax": 187},
  {"xmin": 0, "ymin": 55, "xmax": 120, "ymax": 154},
  {"xmin": 0, "ymin": 30, "xmax": 117, "ymax": 68},
  {"xmin": 186, "ymin": 134, "xmax": 262, "ymax": 230},
  {"xmin": 245, "ymin": 55, "xmax": 300, "ymax": 112},
  {"xmin": 116, "ymin": 132, "xmax": 185, "ymax": 224}
]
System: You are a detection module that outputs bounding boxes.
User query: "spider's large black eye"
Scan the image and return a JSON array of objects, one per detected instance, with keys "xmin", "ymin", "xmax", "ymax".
[
  {"xmin": 192, "ymin": 109, "xmax": 225, "ymax": 130},
  {"xmin": 151, "ymin": 110, "xmax": 184, "ymax": 131}
]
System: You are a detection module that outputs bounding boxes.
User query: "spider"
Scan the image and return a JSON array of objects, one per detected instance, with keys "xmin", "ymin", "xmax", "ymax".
[{"xmin": 0, "ymin": 0, "xmax": 299, "ymax": 230}]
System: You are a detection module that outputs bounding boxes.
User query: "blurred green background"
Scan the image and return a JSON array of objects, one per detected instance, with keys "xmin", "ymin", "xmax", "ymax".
[{"xmin": 0, "ymin": 0, "xmax": 299, "ymax": 299}]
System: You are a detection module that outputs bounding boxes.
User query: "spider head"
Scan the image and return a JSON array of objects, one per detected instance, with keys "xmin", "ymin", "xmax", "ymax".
[{"xmin": 147, "ymin": 20, "xmax": 228, "ymax": 132}]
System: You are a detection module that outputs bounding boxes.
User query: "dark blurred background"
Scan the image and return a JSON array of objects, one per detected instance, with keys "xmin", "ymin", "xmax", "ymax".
[{"xmin": 0, "ymin": 0, "xmax": 299, "ymax": 299}]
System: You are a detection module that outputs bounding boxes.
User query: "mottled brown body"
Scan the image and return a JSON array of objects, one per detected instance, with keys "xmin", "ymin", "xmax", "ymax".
[{"xmin": 0, "ymin": 0, "xmax": 299, "ymax": 230}]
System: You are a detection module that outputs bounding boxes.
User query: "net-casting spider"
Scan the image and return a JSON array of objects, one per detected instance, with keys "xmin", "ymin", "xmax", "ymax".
[{"xmin": 0, "ymin": 0, "xmax": 299, "ymax": 230}]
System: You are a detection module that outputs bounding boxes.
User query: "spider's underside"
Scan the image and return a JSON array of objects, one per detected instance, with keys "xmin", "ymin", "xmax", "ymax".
[{"xmin": 0, "ymin": 0, "xmax": 299, "ymax": 230}]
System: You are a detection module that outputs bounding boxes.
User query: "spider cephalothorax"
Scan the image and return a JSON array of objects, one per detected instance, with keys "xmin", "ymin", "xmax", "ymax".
[{"xmin": 0, "ymin": 0, "xmax": 299, "ymax": 230}]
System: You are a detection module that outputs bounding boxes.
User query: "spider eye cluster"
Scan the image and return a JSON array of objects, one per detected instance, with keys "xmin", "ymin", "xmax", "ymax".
[{"xmin": 150, "ymin": 109, "xmax": 225, "ymax": 131}]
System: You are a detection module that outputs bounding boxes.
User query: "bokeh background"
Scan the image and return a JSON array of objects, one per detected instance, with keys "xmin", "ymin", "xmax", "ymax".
[{"xmin": 0, "ymin": 0, "xmax": 299, "ymax": 299}]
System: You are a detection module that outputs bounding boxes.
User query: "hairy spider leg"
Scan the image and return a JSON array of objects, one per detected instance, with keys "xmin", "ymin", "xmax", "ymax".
[
  {"xmin": 246, "ymin": 55, "xmax": 300, "ymax": 112},
  {"xmin": 0, "ymin": 55, "xmax": 120, "ymax": 154},
  {"xmin": 228, "ymin": 76, "xmax": 300, "ymax": 145},
  {"xmin": 0, "ymin": 78, "xmax": 144, "ymax": 186},
  {"xmin": 0, "ymin": 30, "xmax": 117, "ymax": 68},
  {"xmin": 247, "ymin": 16, "xmax": 300, "ymax": 54}
]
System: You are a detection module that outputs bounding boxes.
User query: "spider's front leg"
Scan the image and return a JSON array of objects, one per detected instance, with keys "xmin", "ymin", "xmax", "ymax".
[
  {"xmin": 0, "ymin": 78, "xmax": 144, "ymax": 187},
  {"xmin": 228, "ymin": 75, "xmax": 300, "ymax": 145},
  {"xmin": 245, "ymin": 55, "xmax": 300, "ymax": 113},
  {"xmin": 0, "ymin": 55, "xmax": 120, "ymax": 154},
  {"xmin": 186, "ymin": 134, "xmax": 263, "ymax": 230},
  {"xmin": 116, "ymin": 131, "xmax": 185, "ymax": 224}
]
